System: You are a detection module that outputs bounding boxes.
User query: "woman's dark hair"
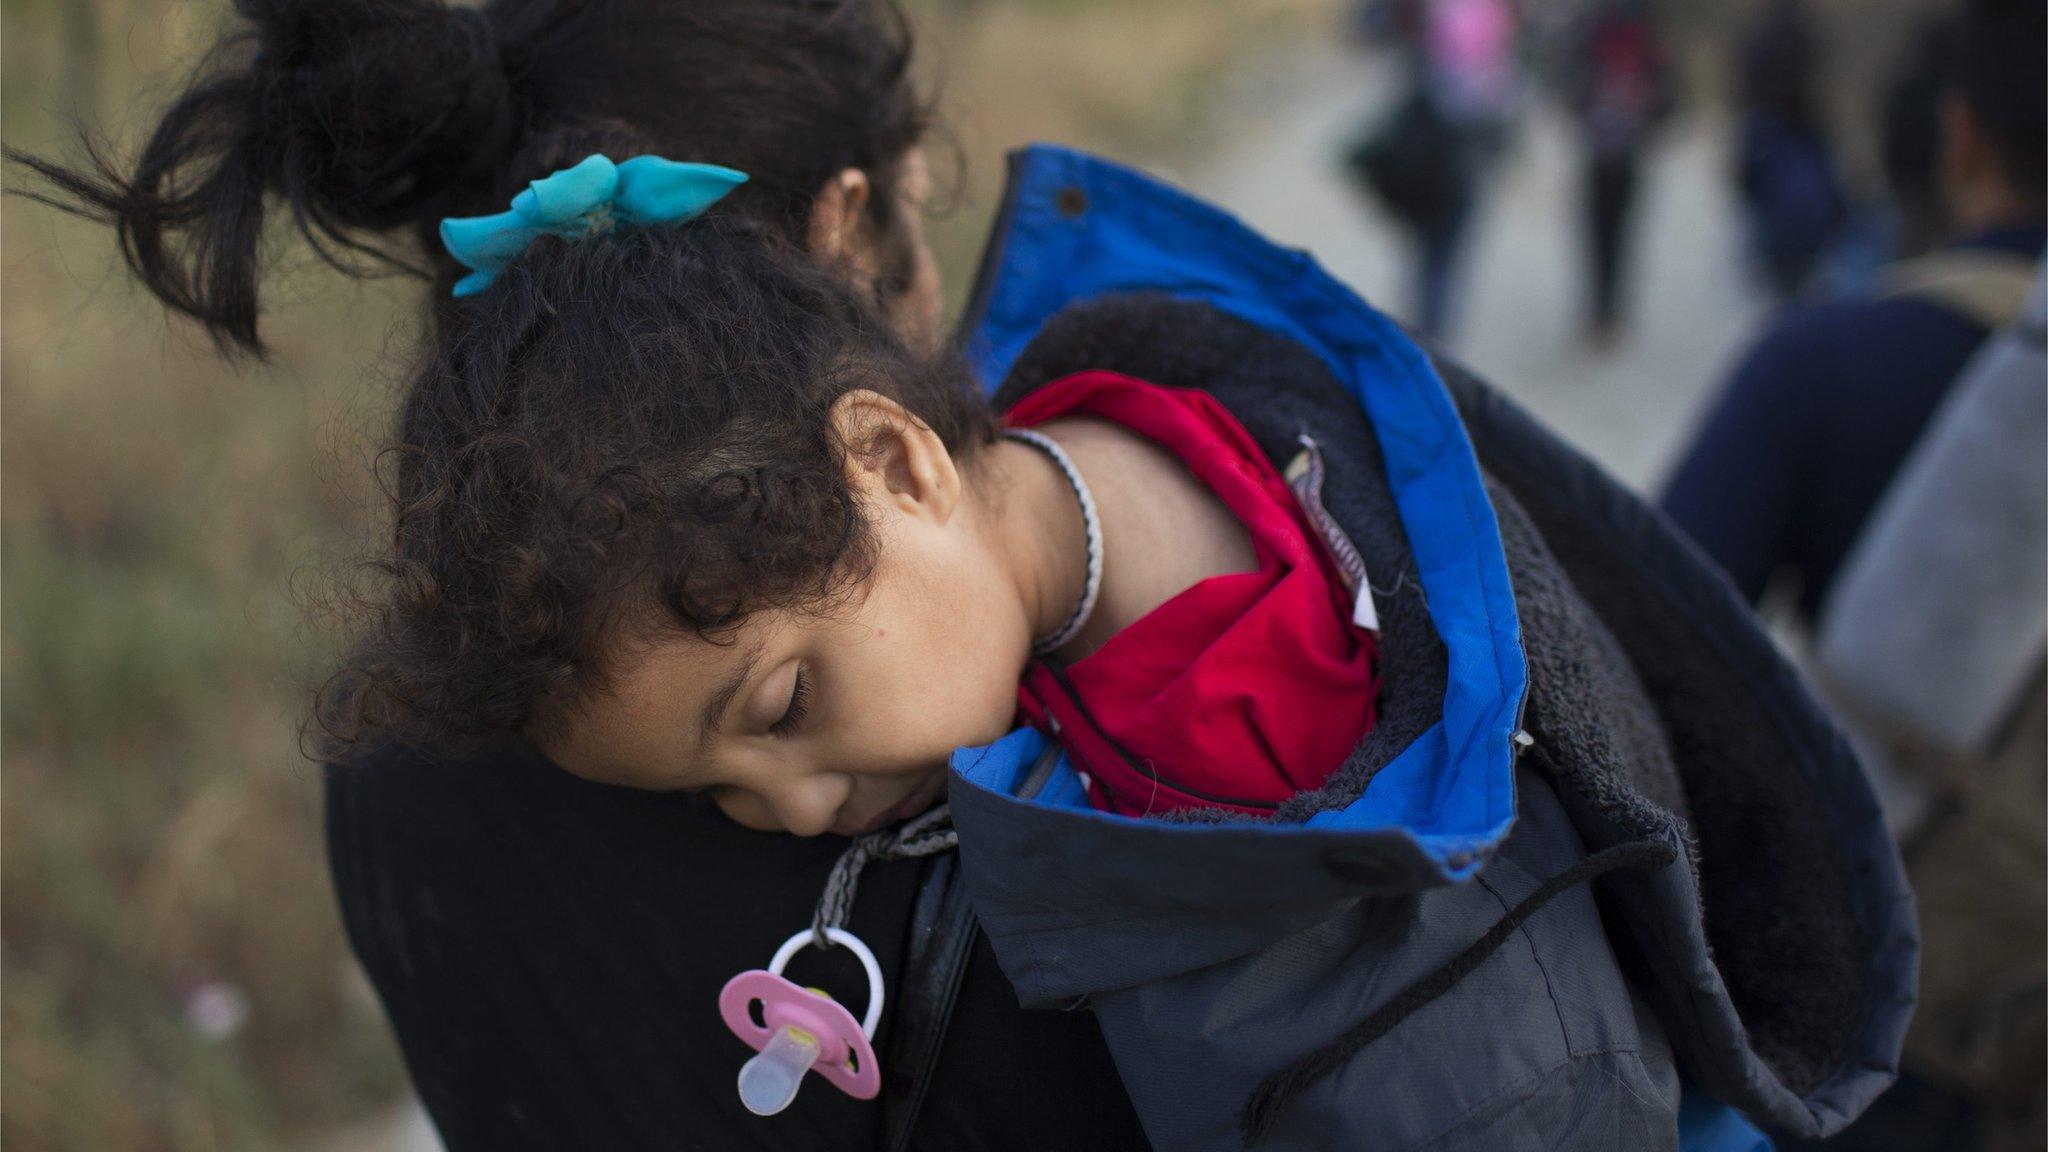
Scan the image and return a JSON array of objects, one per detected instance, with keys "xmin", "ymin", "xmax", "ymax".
[
  {"xmin": 11, "ymin": 0, "xmax": 933, "ymax": 355},
  {"xmin": 12, "ymin": 0, "xmax": 992, "ymax": 753},
  {"xmin": 1947, "ymin": 0, "xmax": 2047, "ymax": 205},
  {"xmin": 331, "ymin": 220, "xmax": 995, "ymax": 754}
]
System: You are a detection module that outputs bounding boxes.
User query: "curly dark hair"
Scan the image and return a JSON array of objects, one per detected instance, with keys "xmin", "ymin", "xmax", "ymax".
[
  {"xmin": 10, "ymin": 0, "xmax": 996, "ymax": 753},
  {"xmin": 337, "ymin": 218, "xmax": 995, "ymax": 752},
  {"xmin": 1949, "ymin": 0, "xmax": 2047, "ymax": 205}
]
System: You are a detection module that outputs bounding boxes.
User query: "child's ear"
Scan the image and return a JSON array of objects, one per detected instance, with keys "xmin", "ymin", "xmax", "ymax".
[
  {"xmin": 829, "ymin": 389, "xmax": 962, "ymax": 524},
  {"xmin": 806, "ymin": 168, "xmax": 874, "ymax": 267}
]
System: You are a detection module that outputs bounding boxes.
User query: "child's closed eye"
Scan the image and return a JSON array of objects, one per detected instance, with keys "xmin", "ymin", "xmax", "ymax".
[{"xmin": 769, "ymin": 666, "xmax": 811, "ymax": 738}]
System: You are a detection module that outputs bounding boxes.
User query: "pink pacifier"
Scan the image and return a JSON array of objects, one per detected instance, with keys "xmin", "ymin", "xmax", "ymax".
[{"xmin": 718, "ymin": 926, "xmax": 883, "ymax": 1115}]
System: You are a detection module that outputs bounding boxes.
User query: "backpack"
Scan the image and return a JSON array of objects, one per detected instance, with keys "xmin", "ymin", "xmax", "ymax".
[
  {"xmin": 1883, "ymin": 247, "xmax": 2040, "ymax": 331},
  {"xmin": 1814, "ymin": 264, "xmax": 2045, "ymax": 1142},
  {"xmin": 1343, "ymin": 89, "xmax": 1471, "ymax": 234}
]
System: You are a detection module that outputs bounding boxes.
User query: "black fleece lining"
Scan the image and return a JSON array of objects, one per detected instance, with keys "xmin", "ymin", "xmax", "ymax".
[
  {"xmin": 1485, "ymin": 473, "xmax": 1694, "ymax": 835},
  {"xmin": 1456, "ymin": 451, "xmax": 1867, "ymax": 1096},
  {"xmin": 993, "ymin": 294, "xmax": 1869, "ymax": 1100},
  {"xmin": 1431, "ymin": 355, "xmax": 1873, "ymax": 1098}
]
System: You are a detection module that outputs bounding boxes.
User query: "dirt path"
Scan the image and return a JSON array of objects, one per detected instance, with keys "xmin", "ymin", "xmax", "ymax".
[
  {"xmin": 1180, "ymin": 43, "xmax": 1769, "ymax": 492},
  {"xmin": 304, "ymin": 1099, "xmax": 440, "ymax": 1152}
]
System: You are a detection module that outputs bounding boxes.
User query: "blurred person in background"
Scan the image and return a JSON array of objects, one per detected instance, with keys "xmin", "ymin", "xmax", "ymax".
[
  {"xmin": 1426, "ymin": 0, "xmax": 1523, "ymax": 155},
  {"xmin": 1661, "ymin": 0, "xmax": 2043, "ymax": 623},
  {"xmin": 1344, "ymin": 0, "xmax": 1521, "ymax": 338},
  {"xmin": 1565, "ymin": 0, "xmax": 1675, "ymax": 348},
  {"xmin": 1806, "ymin": 269, "xmax": 2046, "ymax": 1152},
  {"xmin": 1663, "ymin": 1, "xmax": 2045, "ymax": 1146},
  {"xmin": 1348, "ymin": 0, "xmax": 1426, "ymax": 49},
  {"xmin": 1811, "ymin": 13, "xmax": 1959, "ymax": 298},
  {"xmin": 1344, "ymin": 78, "xmax": 1474, "ymax": 336},
  {"xmin": 1733, "ymin": 0, "xmax": 1848, "ymax": 301}
]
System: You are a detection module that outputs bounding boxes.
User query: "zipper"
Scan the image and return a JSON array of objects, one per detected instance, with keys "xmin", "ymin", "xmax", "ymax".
[{"xmin": 1284, "ymin": 437, "xmax": 1365, "ymax": 589}]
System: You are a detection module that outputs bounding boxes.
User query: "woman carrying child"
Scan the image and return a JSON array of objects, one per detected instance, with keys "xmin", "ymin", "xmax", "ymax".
[{"xmin": 24, "ymin": 0, "xmax": 1916, "ymax": 1147}]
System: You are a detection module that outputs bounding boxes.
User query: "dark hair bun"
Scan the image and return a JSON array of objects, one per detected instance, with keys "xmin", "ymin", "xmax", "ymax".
[
  {"xmin": 7, "ymin": 0, "xmax": 515, "ymax": 355},
  {"xmin": 242, "ymin": 0, "xmax": 514, "ymax": 226},
  {"xmin": 1952, "ymin": 0, "xmax": 2047, "ymax": 196},
  {"xmin": 12, "ymin": 0, "xmax": 936, "ymax": 356}
]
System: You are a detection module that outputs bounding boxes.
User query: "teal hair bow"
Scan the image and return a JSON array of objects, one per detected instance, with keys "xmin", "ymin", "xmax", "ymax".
[{"xmin": 439, "ymin": 154, "xmax": 749, "ymax": 298}]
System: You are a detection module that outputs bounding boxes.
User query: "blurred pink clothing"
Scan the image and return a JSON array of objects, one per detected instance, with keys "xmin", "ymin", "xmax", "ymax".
[{"xmin": 1427, "ymin": 0, "xmax": 1517, "ymax": 122}]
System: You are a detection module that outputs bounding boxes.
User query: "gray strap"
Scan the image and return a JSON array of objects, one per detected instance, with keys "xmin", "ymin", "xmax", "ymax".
[
  {"xmin": 811, "ymin": 803, "xmax": 959, "ymax": 949},
  {"xmin": 1883, "ymin": 250, "xmax": 2039, "ymax": 331}
]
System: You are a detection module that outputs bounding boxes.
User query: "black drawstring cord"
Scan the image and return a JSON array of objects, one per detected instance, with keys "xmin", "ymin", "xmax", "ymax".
[{"xmin": 1237, "ymin": 836, "xmax": 1678, "ymax": 1145}]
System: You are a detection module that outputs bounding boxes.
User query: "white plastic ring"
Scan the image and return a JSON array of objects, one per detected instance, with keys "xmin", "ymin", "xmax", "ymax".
[{"xmin": 767, "ymin": 927, "xmax": 884, "ymax": 1040}]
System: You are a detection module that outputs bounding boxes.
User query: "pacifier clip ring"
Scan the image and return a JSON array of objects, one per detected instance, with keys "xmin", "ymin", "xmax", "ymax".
[{"xmin": 768, "ymin": 926, "xmax": 884, "ymax": 1040}]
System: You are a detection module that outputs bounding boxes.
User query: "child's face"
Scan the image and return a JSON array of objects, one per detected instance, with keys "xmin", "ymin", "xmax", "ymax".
[{"xmin": 541, "ymin": 399, "xmax": 1035, "ymax": 836}]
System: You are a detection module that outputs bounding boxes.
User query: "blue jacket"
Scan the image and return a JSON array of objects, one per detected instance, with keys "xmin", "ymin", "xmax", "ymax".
[{"xmin": 946, "ymin": 145, "xmax": 1915, "ymax": 1151}]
